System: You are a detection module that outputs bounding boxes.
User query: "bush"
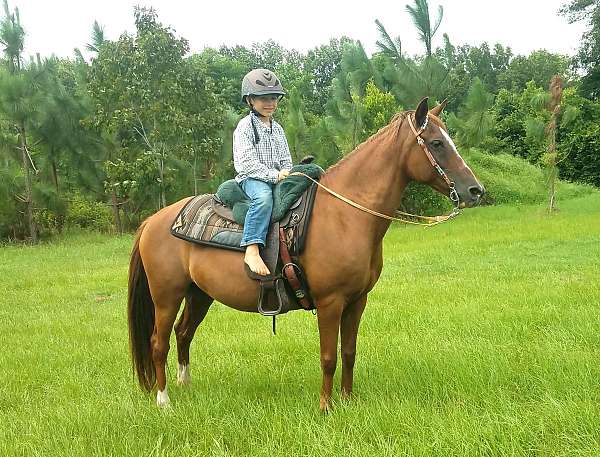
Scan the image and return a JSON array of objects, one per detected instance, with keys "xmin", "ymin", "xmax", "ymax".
[
  {"xmin": 398, "ymin": 149, "xmax": 596, "ymax": 215},
  {"xmin": 400, "ymin": 182, "xmax": 453, "ymax": 216},
  {"xmin": 463, "ymin": 148, "xmax": 596, "ymax": 205},
  {"xmin": 66, "ymin": 196, "xmax": 113, "ymax": 232}
]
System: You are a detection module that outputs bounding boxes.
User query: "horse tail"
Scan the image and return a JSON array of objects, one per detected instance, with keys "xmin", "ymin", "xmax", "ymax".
[{"xmin": 127, "ymin": 219, "xmax": 156, "ymax": 392}]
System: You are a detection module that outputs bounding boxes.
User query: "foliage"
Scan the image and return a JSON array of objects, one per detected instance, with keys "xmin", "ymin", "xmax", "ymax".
[
  {"xmin": 1, "ymin": 2, "xmax": 600, "ymax": 242},
  {"xmin": 446, "ymin": 77, "xmax": 495, "ymax": 148},
  {"xmin": 405, "ymin": 0, "xmax": 444, "ymax": 58},
  {"xmin": 560, "ymin": 0, "xmax": 600, "ymax": 98},
  {"xmin": 362, "ymin": 80, "xmax": 400, "ymax": 136},
  {"xmin": 400, "ymin": 181, "xmax": 453, "ymax": 215},
  {"xmin": 557, "ymin": 88, "xmax": 600, "ymax": 186},
  {"xmin": 462, "ymin": 148, "xmax": 594, "ymax": 205},
  {"xmin": 326, "ymin": 42, "xmax": 373, "ymax": 152},
  {"xmin": 65, "ymin": 194, "xmax": 113, "ymax": 231},
  {"xmin": 497, "ymin": 50, "xmax": 571, "ymax": 92},
  {"xmin": 87, "ymin": 7, "xmax": 223, "ymax": 218},
  {"xmin": 284, "ymin": 87, "xmax": 307, "ymax": 162}
]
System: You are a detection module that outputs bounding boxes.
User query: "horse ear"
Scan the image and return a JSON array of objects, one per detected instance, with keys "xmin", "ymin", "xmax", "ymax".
[
  {"xmin": 429, "ymin": 99, "xmax": 448, "ymax": 117},
  {"xmin": 415, "ymin": 97, "xmax": 429, "ymax": 128}
]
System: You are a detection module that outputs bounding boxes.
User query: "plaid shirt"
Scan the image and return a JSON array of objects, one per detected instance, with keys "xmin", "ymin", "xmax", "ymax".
[{"xmin": 233, "ymin": 112, "xmax": 293, "ymax": 184}]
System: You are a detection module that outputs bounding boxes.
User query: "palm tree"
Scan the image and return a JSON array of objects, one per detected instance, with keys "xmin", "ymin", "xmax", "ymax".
[
  {"xmin": 86, "ymin": 21, "xmax": 105, "ymax": 54},
  {"xmin": 375, "ymin": 1, "xmax": 448, "ymax": 107},
  {"xmin": 375, "ymin": 19, "xmax": 402, "ymax": 64},
  {"xmin": 405, "ymin": 0, "xmax": 444, "ymax": 58}
]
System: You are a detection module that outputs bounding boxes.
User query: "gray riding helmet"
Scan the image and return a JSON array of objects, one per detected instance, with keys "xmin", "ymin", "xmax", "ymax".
[{"xmin": 241, "ymin": 68, "xmax": 286, "ymax": 103}]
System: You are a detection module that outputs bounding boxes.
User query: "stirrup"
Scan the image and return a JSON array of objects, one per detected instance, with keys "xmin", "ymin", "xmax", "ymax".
[{"xmin": 257, "ymin": 278, "xmax": 286, "ymax": 316}]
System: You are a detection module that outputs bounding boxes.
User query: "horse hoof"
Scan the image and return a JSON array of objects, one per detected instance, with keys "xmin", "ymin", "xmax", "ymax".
[
  {"xmin": 156, "ymin": 389, "xmax": 171, "ymax": 408},
  {"xmin": 319, "ymin": 398, "xmax": 332, "ymax": 414},
  {"xmin": 177, "ymin": 363, "xmax": 191, "ymax": 386}
]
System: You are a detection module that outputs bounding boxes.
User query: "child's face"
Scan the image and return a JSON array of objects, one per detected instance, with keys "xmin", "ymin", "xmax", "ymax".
[{"xmin": 249, "ymin": 95, "xmax": 280, "ymax": 118}]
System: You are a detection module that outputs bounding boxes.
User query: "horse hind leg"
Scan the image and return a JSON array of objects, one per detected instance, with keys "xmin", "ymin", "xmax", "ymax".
[
  {"xmin": 174, "ymin": 283, "xmax": 213, "ymax": 386},
  {"xmin": 151, "ymin": 288, "xmax": 187, "ymax": 408}
]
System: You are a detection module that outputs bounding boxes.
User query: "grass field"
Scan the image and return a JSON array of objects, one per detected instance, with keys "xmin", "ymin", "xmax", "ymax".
[{"xmin": 1, "ymin": 194, "xmax": 600, "ymax": 456}]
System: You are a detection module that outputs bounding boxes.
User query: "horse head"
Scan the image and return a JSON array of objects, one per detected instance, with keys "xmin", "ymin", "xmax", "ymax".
[{"xmin": 402, "ymin": 97, "xmax": 485, "ymax": 208}]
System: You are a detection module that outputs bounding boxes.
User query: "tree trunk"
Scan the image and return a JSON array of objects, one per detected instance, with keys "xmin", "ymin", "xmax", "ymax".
[
  {"xmin": 193, "ymin": 153, "xmax": 198, "ymax": 195},
  {"xmin": 547, "ymin": 75, "xmax": 563, "ymax": 213},
  {"xmin": 159, "ymin": 149, "xmax": 166, "ymax": 208},
  {"xmin": 51, "ymin": 158, "xmax": 59, "ymax": 193},
  {"xmin": 110, "ymin": 188, "xmax": 122, "ymax": 234},
  {"xmin": 19, "ymin": 123, "xmax": 37, "ymax": 243}
]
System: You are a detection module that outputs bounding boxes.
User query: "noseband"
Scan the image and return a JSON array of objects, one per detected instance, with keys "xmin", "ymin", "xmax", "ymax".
[{"xmin": 407, "ymin": 114, "xmax": 460, "ymax": 212}]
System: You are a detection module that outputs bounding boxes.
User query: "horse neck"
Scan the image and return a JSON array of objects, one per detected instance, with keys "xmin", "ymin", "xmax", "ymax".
[{"xmin": 320, "ymin": 123, "xmax": 410, "ymax": 242}]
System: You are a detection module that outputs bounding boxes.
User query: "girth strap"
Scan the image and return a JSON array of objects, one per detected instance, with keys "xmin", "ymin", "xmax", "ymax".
[{"xmin": 279, "ymin": 228, "xmax": 315, "ymax": 310}]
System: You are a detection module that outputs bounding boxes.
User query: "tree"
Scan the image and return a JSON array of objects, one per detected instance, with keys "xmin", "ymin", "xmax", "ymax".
[
  {"xmin": 362, "ymin": 80, "xmax": 400, "ymax": 136},
  {"xmin": 304, "ymin": 37, "xmax": 354, "ymax": 116},
  {"xmin": 497, "ymin": 50, "xmax": 571, "ymax": 92},
  {"xmin": 405, "ymin": 0, "xmax": 444, "ymax": 58},
  {"xmin": 285, "ymin": 87, "xmax": 307, "ymax": 162},
  {"xmin": 0, "ymin": 0, "xmax": 37, "ymax": 241},
  {"xmin": 87, "ymin": 7, "xmax": 223, "ymax": 227},
  {"xmin": 376, "ymin": 1, "xmax": 449, "ymax": 108},
  {"xmin": 326, "ymin": 42, "xmax": 374, "ymax": 152},
  {"xmin": 560, "ymin": 0, "xmax": 600, "ymax": 98},
  {"xmin": 446, "ymin": 77, "xmax": 494, "ymax": 148}
]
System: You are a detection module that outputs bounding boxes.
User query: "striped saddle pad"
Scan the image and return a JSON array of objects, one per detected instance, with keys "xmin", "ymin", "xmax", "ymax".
[{"xmin": 170, "ymin": 195, "xmax": 245, "ymax": 251}]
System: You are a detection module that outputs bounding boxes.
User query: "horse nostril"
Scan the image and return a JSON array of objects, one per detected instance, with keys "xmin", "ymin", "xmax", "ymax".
[{"xmin": 469, "ymin": 185, "xmax": 485, "ymax": 198}]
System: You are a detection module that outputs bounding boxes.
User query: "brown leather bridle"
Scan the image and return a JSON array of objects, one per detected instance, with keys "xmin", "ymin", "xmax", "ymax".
[{"xmin": 407, "ymin": 114, "xmax": 461, "ymax": 211}]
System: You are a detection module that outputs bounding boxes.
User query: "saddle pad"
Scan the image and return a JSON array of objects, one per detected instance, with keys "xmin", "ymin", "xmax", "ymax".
[
  {"xmin": 171, "ymin": 195, "xmax": 245, "ymax": 252},
  {"xmin": 216, "ymin": 163, "xmax": 323, "ymax": 225}
]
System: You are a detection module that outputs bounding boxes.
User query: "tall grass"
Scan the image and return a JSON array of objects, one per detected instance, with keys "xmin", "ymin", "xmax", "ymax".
[{"xmin": 1, "ymin": 195, "xmax": 599, "ymax": 456}]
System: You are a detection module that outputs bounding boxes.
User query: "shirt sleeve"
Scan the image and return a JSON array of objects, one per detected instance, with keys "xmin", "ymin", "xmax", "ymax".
[{"xmin": 233, "ymin": 127, "xmax": 279, "ymax": 183}]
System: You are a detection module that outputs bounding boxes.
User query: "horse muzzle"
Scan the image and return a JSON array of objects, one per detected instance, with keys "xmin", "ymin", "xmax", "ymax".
[{"xmin": 461, "ymin": 183, "xmax": 485, "ymax": 208}]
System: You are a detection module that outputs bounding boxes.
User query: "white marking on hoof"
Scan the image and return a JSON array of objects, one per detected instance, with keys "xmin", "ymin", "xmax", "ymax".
[
  {"xmin": 156, "ymin": 388, "xmax": 171, "ymax": 408},
  {"xmin": 177, "ymin": 363, "xmax": 191, "ymax": 386}
]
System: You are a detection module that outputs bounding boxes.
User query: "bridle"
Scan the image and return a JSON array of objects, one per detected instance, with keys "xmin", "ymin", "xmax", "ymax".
[
  {"xmin": 290, "ymin": 113, "xmax": 462, "ymax": 226},
  {"xmin": 406, "ymin": 113, "xmax": 461, "ymax": 213}
]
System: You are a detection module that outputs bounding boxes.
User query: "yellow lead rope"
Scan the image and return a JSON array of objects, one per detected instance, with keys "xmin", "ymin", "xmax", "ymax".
[{"xmin": 289, "ymin": 172, "xmax": 459, "ymax": 227}]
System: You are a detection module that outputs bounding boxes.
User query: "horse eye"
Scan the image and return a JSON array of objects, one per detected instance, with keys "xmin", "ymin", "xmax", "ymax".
[{"xmin": 430, "ymin": 139, "xmax": 443, "ymax": 148}]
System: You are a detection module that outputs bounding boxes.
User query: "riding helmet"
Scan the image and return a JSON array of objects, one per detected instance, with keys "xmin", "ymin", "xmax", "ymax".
[{"xmin": 241, "ymin": 68, "xmax": 286, "ymax": 103}]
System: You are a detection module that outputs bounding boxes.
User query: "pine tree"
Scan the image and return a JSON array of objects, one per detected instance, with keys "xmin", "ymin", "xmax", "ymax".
[{"xmin": 0, "ymin": 0, "xmax": 37, "ymax": 241}]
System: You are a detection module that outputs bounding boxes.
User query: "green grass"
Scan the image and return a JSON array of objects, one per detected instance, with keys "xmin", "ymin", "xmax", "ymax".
[{"xmin": 1, "ymin": 195, "xmax": 600, "ymax": 456}]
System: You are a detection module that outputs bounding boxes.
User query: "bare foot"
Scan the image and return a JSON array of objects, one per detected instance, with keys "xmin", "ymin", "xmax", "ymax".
[{"xmin": 244, "ymin": 245, "xmax": 270, "ymax": 276}]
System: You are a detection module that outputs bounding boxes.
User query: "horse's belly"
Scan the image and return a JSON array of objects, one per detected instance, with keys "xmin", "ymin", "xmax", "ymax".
[{"xmin": 189, "ymin": 245, "xmax": 261, "ymax": 312}]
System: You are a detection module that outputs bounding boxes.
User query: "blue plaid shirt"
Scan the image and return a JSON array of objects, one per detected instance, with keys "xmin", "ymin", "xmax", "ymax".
[{"xmin": 233, "ymin": 112, "xmax": 293, "ymax": 184}]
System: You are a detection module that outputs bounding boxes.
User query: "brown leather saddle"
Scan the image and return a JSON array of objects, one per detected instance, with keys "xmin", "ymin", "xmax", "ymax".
[{"xmin": 171, "ymin": 182, "xmax": 318, "ymax": 321}]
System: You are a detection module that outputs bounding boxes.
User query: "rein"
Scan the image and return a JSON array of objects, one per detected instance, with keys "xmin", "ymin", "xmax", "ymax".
[{"xmin": 290, "ymin": 114, "xmax": 461, "ymax": 227}]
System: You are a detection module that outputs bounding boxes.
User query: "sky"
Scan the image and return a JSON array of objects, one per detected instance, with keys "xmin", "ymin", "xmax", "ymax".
[{"xmin": 9, "ymin": 0, "xmax": 587, "ymax": 60}]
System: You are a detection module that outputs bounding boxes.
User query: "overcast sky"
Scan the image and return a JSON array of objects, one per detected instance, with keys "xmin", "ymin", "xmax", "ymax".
[{"xmin": 10, "ymin": 0, "xmax": 587, "ymax": 60}]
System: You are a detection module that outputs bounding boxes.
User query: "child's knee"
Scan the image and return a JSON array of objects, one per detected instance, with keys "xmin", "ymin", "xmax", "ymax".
[{"xmin": 252, "ymin": 191, "xmax": 273, "ymax": 209}]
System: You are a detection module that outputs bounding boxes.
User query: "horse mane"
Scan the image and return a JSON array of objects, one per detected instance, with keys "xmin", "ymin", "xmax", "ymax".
[{"xmin": 324, "ymin": 111, "xmax": 410, "ymax": 177}]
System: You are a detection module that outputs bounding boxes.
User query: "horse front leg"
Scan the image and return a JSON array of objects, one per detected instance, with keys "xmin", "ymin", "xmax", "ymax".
[
  {"xmin": 316, "ymin": 299, "xmax": 344, "ymax": 413},
  {"xmin": 340, "ymin": 294, "xmax": 367, "ymax": 400}
]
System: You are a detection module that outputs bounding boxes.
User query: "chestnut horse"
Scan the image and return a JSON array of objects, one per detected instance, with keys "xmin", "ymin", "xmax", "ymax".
[{"xmin": 128, "ymin": 98, "xmax": 484, "ymax": 411}]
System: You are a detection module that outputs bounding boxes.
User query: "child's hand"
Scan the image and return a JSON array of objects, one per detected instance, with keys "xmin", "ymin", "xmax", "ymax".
[{"xmin": 277, "ymin": 169, "xmax": 290, "ymax": 182}]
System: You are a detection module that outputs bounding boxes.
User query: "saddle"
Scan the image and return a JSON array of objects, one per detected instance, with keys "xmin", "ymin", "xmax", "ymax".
[{"xmin": 171, "ymin": 179, "xmax": 319, "ymax": 320}]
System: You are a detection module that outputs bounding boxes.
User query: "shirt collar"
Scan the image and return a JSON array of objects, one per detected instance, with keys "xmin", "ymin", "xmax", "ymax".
[{"xmin": 251, "ymin": 112, "xmax": 273, "ymax": 133}]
